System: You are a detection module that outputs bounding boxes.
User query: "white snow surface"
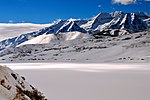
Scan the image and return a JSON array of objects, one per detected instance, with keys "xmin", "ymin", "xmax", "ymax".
[
  {"xmin": 0, "ymin": 63, "xmax": 150, "ymax": 100},
  {"xmin": 18, "ymin": 31, "xmax": 90, "ymax": 46}
]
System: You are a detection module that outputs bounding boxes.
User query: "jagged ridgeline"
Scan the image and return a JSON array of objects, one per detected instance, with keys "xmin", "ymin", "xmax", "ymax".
[{"xmin": 0, "ymin": 11, "xmax": 149, "ymax": 51}]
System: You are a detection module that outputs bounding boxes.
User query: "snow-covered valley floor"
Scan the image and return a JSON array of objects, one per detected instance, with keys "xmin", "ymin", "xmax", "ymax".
[{"xmin": 1, "ymin": 63, "xmax": 150, "ymax": 100}]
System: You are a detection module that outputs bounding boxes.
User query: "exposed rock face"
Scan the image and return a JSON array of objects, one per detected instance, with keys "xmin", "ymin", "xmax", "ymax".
[
  {"xmin": 0, "ymin": 65, "xmax": 47, "ymax": 100},
  {"xmin": 99, "ymin": 13, "xmax": 148, "ymax": 31}
]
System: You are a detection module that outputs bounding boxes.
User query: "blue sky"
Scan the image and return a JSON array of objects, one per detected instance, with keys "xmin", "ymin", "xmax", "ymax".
[{"xmin": 0, "ymin": 0, "xmax": 149, "ymax": 23}]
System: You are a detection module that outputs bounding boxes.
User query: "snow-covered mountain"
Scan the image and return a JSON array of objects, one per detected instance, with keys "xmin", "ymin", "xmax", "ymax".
[
  {"xmin": 0, "ymin": 19, "xmax": 87, "ymax": 50},
  {"xmin": 0, "ymin": 29, "xmax": 150, "ymax": 63},
  {"xmin": 0, "ymin": 20, "xmax": 65, "ymax": 50},
  {"xmin": 98, "ymin": 13, "xmax": 148, "ymax": 31},
  {"xmin": 56, "ymin": 20, "xmax": 86, "ymax": 33},
  {"xmin": 0, "ymin": 11, "xmax": 150, "ymax": 60},
  {"xmin": 81, "ymin": 12, "xmax": 113, "ymax": 30},
  {"xmin": 0, "ymin": 65, "xmax": 47, "ymax": 100}
]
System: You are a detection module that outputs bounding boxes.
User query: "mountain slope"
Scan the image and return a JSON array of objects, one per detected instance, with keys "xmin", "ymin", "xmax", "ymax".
[
  {"xmin": 144, "ymin": 18, "xmax": 150, "ymax": 27},
  {"xmin": 81, "ymin": 12, "xmax": 113, "ymax": 30},
  {"xmin": 0, "ymin": 65, "xmax": 47, "ymax": 100},
  {"xmin": 0, "ymin": 20, "xmax": 65, "ymax": 50},
  {"xmin": 18, "ymin": 32, "xmax": 90, "ymax": 46},
  {"xmin": 0, "ymin": 20, "xmax": 86, "ymax": 50},
  {"xmin": 0, "ymin": 29, "xmax": 150, "ymax": 63}
]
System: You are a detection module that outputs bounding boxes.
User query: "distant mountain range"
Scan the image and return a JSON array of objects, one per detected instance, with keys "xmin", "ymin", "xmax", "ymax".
[
  {"xmin": 0, "ymin": 11, "xmax": 149, "ymax": 51},
  {"xmin": 0, "ymin": 11, "xmax": 150, "ymax": 63}
]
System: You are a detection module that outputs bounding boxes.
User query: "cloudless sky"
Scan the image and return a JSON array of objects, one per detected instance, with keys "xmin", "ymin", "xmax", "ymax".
[{"xmin": 0, "ymin": 0, "xmax": 149, "ymax": 23}]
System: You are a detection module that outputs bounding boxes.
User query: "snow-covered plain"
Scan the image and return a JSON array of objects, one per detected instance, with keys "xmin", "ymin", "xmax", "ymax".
[
  {"xmin": 0, "ymin": 96, "xmax": 7, "ymax": 100},
  {"xmin": 1, "ymin": 63, "xmax": 150, "ymax": 100}
]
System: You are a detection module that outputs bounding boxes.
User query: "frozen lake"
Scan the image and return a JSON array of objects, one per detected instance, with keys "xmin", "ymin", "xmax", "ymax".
[{"xmin": 1, "ymin": 63, "xmax": 150, "ymax": 100}]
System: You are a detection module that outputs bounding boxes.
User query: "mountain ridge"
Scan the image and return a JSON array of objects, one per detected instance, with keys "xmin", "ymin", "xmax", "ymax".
[{"xmin": 0, "ymin": 11, "xmax": 150, "ymax": 51}]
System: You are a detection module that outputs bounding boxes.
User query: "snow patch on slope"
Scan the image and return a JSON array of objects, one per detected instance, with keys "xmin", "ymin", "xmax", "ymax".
[{"xmin": 18, "ymin": 32, "xmax": 90, "ymax": 46}]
